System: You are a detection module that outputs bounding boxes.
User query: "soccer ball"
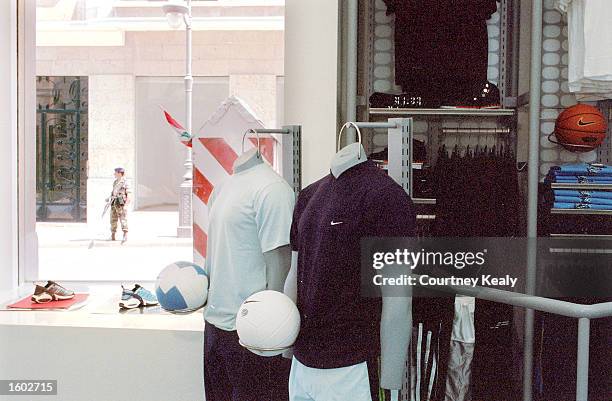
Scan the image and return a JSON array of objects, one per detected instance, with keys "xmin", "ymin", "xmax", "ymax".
[
  {"xmin": 236, "ymin": 290, "xmax": 300, "ymax": 357},
  {"xmin": 155, "ymin": 261, "xmax": 208, "ymax": 313}
]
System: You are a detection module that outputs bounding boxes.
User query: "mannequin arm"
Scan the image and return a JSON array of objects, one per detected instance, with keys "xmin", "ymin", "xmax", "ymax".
[
  {"xmin": 281, "ymin": 251, "xmax": 299, "ymax": 359},
  {"xmin": 264, "ymin": 245, "xmax": 292, "ymax": 292},
  {"xmin": 380, "ymin": 296, "xmax": 412, "ymax": 390},
  {"xmin": 282, "ymin": 251, "xmax": 299, "ymax": 302}
]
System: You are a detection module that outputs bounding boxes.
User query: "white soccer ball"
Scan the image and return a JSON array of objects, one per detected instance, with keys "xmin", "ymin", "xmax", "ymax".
[
  {"xmin": 236, "ymin": 290, "xmax": 300, "ymax": 357},
  {"xmin": 155, "ymin": 261, "xmax": 208, "ymax": 313}
]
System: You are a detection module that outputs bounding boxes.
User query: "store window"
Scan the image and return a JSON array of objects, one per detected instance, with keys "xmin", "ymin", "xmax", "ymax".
[{"xmin": 28, "ymin": 0, "xmax": 285, "ymax": 282}]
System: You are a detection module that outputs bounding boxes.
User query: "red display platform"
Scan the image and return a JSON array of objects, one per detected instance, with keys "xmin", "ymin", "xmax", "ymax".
[{"xmin": 7, "ymin": 293, "xmax": 89, "ymax": 310}]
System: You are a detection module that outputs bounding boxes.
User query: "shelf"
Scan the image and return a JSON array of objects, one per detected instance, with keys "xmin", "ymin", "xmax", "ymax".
[
  {"xmin": 369, "ymin": 108, "xmax": 516, "ymax": 117},
  {"xmin": 376, "ymin": 162, "xmax": 425, "ymax": 170},
  {"xmin": 413, "ymin": 198, "xmax": 437, "ymax": 205},
  {"xmin": 550, "ymin": 234, "xmax": 612, "ymax": 240},
  {"xmin": 551, "ymin": 183, "xmax": 612, "ymax": 190},
  {"xmin": 551, "ymin": 209, "xmax": 612, "ymax": 216}
]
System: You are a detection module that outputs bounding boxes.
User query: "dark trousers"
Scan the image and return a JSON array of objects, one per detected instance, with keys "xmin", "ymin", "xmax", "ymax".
[{"xmin": 204, "ymin": 323, "xmax": 290, "ymax": 401}]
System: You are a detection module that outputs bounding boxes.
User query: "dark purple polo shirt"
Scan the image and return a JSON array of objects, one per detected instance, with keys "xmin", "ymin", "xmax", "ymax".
[{"xmin": 290, "ymin": 160, "xmax": 416, "ymax": 369}]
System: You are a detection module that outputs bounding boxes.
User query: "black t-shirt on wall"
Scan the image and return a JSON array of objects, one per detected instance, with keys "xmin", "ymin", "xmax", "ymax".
[
  {"xmin": 290, "ymin": 160, "xmax": 416, "ymax": 369},
  {"xmin": 383, "ymin": 0, "xmax": 498, "ymax": 101}
]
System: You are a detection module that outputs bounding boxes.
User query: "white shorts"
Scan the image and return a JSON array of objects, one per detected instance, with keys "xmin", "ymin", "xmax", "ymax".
[{"xmin": 289, "ymin": 356, "xmax": 373, "ymax": 401}]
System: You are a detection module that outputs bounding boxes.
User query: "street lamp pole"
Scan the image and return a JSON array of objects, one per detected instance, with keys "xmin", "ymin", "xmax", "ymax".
[{"xmin": 177, "ymin": 0, "xmax": 193, "ymax": 238}]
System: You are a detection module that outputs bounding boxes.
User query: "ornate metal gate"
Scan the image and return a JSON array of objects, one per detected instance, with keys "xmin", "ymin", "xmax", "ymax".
[{"xmin": 36, "ymin": 76, "xmax": 88, "ymax": 222}]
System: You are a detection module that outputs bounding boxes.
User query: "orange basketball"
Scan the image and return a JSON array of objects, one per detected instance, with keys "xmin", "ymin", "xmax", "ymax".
[{"xmin": 552, "ymin": 104, "xmax": 608, "ymax": 152}]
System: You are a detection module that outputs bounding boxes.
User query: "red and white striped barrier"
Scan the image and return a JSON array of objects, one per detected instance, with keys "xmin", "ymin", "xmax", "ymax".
[{"xmin": 192, "ymin": 96, "xmax": 278, "ymax": 267}]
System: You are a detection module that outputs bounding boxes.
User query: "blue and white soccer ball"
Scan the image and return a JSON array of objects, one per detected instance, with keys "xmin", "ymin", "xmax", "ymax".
[{"xmin": 155, "ymin": 261, "xmax": 208, "ymax": 313}]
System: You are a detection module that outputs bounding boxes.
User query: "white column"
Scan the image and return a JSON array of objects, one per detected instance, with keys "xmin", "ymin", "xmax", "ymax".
[
  {"xmin": 87, "ymin": 75, "xmax": 136, "ymax": 225},
  {"xmin": 284, "ymin": 0, "xmax": 341, "ymax": 186},
  {"xmin": 0, "ymin": 0, "xmax": 19, "ymax": 292}
]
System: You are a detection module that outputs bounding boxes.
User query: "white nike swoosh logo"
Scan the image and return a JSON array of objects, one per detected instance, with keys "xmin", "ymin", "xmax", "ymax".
[{"xmin": 330, "ymin": 221, "xmax": 344, "ymax": 226}]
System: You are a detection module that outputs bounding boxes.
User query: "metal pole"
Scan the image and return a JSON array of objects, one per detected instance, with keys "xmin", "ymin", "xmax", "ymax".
[
  {"xmin": 528, "ymin": 0, "xmax": 542, "ymax": 238},
  {"xmin": 178, "ymin": 0, "xmax": 193, "ymax": 238},
  {"xmin": 345, "ymin": 0, "xmax": 358, "ymax": 145},
  {"xmin": 576, "ymin": 318, "xmax": 590, "ymax": 401},
  {"xmin": 524, "ymin": 1, "xmax": 543, "ymax": 399}
]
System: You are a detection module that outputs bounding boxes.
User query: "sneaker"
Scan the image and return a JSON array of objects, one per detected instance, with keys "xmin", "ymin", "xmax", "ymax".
[
  {"xmin": 442, "ymin": 81, "xmax": 501, "ymax": 109},
  {"xmin": 119, "ymin": 284, "xmax": 159, "ymax": 309},
  {"xmin": 31, "ymin": 281, "xmax": 75, "ymax": 303},
  {"xmin": 121, "ymin": 231, "xmax": 128, "ymax": 244}
]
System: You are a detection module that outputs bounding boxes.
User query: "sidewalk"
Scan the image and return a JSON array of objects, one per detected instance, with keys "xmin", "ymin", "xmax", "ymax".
[{"xmin": 37, "ymin": 206, "xmax": 193, "ymax": 281}]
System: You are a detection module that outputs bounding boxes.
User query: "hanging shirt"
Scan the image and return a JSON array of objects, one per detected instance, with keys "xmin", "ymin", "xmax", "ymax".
[
  {"xmin": 383, "ymin": 0, "xmax": 498, "ymax": 100},
  {"xmin": 556, "ymin": 0, "xmax": 612, "ymax": 99},
  {"xmin": 290, "ymin": 160, "xmax": 416, "ymax": 369},
  {"xmin": 204, "ymin": 163, "xmax": 295, "ymax": 331}
]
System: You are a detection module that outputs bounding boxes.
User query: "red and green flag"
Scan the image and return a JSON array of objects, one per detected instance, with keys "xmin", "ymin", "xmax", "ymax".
[{"xmin": 161, "ymin": 107, "xmax": 193, "ymax": 148}]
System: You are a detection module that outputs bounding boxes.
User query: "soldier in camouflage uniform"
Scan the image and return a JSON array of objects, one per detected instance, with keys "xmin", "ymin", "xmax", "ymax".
[{"xmin": 107, "ymin": 167, "xmax": 131, "ymax": 243}]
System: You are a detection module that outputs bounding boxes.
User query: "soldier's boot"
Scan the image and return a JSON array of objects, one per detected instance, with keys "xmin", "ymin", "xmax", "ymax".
[
  {"xmin": 111, "ymin": 232, "xmax": 116, "ymax": 241},
  {"xmin": 121, "ymin": 230, "xmax": 128, "ymax": 244}
]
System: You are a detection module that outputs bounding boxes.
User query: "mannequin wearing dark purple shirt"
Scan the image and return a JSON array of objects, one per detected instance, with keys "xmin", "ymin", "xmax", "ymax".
[{"xmin": 284, "ymin": 143, "xmax": 414, "ymax": 394}]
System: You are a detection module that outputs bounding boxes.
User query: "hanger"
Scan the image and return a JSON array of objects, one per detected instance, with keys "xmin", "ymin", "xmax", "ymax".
[
  {"xmin": 233, "ymin": 128, "xmax": 263, "ymax": 174},
  {"xmin": 331, "ymin": 122, "xmax": 367, "ymax": 178}
]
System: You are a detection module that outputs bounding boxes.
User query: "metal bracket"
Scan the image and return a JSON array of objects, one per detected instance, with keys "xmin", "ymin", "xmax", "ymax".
[{"xmin": 387, "ymin": 118, "xmax": 414, "ymax": 198}]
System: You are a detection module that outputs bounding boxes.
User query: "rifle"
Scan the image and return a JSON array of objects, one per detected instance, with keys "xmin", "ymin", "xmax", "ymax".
[{"xmin": 101, "ymin": 196, "xmax": 116, "ymax": 219}]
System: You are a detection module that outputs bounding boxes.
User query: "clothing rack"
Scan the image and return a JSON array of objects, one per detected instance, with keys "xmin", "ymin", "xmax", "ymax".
[
  {"xmin": 363, "ymin": 118, "xmax": 414, "ymax": 197},
  {"xmin": 440, "ymin": 127, "xmax": 511, "ymax": 135}
]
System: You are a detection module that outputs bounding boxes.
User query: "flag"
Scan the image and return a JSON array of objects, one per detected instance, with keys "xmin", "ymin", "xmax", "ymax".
[{"xmin": 161, "ymin": 106, "xmax": 193, "ymax": 148}]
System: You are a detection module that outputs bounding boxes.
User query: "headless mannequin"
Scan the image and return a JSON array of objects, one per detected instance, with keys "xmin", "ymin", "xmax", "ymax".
[
  {"xmin": 233, "ymin": 149, "xmax": 292, "ymax": 291},
  {"xmin": 284, "ymin": 143, "xmax": 412, "ymax": 395}
]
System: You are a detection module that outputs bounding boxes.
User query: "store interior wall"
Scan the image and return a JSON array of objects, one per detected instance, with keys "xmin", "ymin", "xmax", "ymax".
[
  {"xmin": 284, "ymin": 0, "xmax": 341, "ymax": 186},
  {"xmin": 0, "ymin": 0, "xmax": 19, "ymax": 293}
]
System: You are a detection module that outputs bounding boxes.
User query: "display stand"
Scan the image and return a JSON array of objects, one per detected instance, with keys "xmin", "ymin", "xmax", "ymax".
[
  {"xmin": 245, "ymin": 126, "xmax": 302, "ymax": 194},
  {"xmin": 345, "ymin": 0, "xmax": 612, "ymax": 400}
]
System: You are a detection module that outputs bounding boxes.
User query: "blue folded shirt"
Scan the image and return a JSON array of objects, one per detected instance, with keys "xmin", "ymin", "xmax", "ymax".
[
  {"xmin": 555, "ymin": 196, "xmax": 612, "ymax": 206},
  {"xmin": 553, "ymin": 202, "xmax": 612, "ymax": 210},
  {"xmin": 554, "ymin": 190, "xmax": 612, "ymax": 199},
  {"xmin": 553, "ymin": 176, "xmax": 612, "ymax": 183},
  {"xmin": 551, "ymin": 163, "xmax": 612, "ymax": 176}
]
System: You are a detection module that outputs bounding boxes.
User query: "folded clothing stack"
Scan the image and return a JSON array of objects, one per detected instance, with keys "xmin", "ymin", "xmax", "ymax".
[
  {"xmin": 554, "ymin": 189, "xmax": 612, "ymax": 210},
  {"xmin": 545, "ymin": 163, "xmax": 612, "ymax": 185},
  {"xmin": 545, "ymin": 163, "xmax": 612, "ymax": 210}
]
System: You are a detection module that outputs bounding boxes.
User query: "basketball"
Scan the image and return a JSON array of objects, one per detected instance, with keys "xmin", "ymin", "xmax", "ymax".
[
  {"xmin": 552, "ymin": 104, "xmax": 607, "ymax": 152},
  {"xmin": 236, "ymin": 290, "xmax": 300, "ymax": 357},
  {"xmin": 155, "ymin": 261, "xmax": 208, "ymax": 313}
]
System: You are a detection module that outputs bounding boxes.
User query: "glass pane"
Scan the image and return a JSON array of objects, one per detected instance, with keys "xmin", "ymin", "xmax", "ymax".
[{"xmin": 34, "ymin": 0, "xmax": 285, "ymax": 282}]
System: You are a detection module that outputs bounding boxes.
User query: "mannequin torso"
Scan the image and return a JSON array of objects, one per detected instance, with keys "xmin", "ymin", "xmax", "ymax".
[{"xmin": 285, "ymin": 147, "xmax": 413, "ymax": 393}]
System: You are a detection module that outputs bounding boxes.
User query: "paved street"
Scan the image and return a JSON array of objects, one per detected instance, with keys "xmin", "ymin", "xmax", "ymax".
[{"xmin": 37, "ymin": 206, "xmax": 193, "ymax": 281}]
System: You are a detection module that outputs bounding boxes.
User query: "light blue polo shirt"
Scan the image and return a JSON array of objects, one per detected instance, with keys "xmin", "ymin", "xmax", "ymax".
[{"xmin": 204, "ymin": 163, "xmax": 294, "ymax": 331}]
